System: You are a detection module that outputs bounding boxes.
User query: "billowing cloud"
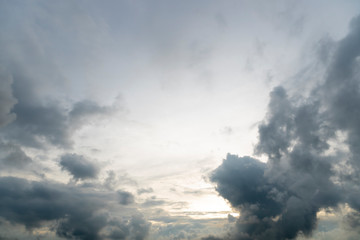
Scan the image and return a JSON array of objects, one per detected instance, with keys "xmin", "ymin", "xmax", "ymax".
[
  {"xmin": 1, "ymin": 1, "xmax": 360, "ymax": 240},
  {"xmin": 0, "ymin": 176, "xmax": 151, "ymax": 240},
  {"xmin": 60, "ymin": 153, "xmax": 100, "ymax": 180},
  {"xmin": 210, "ymin": 14, "xmax": 360, "ymax": 240},
  {"xmin": 108, "ymin": 214, "xmax": 151, "ymax": 240}
]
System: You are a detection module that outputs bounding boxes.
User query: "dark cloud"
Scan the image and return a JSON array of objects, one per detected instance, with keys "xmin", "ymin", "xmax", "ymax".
[
  {"xmin": 117, "ymin": 190, "xmax": 135, "ymax": 205},
  {"xmin": 210, "ymin": 14, "xmax": 360, "ymax": 240},
  {"xmin": 60, "ymin": 153, "xmax": 99, "ymax": 180},
  {"xmin": 0, "ymin": 70, "xmax": 119, "ymax": 149},
  {"xmin": 201, "ymin": 236, "xmax": 223, "ymax": 240},
  {"xmin": 0, "ymin": 176, "xmax": 105, "ymax": 238},
  {"xmin": 0, "ymin": 176, "xmax": 151, "ymax": 240},
  {"xmin": 211, "ymin": 155, "xmax": 283, "ymax": 219}
]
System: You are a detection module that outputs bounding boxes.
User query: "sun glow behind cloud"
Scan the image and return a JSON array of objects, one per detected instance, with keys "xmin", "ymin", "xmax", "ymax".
[{"xmin": 1, "ymin": 1, "xmax": 360, "ymax": 240}]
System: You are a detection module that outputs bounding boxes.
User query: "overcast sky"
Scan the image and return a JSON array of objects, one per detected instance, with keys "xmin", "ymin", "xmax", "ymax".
[{"xmin": 1, "ymin": 1, "xmax": 360, "ymax": 240}]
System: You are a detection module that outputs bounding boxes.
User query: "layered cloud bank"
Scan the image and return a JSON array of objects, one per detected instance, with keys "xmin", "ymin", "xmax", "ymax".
[{"xmin": 210, "ymin": 15, "xmax": 360, "ymax": 240}]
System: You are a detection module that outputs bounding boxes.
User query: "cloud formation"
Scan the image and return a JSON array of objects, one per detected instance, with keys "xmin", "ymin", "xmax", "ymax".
[
  {"xmin": 117, "ymin": 190, "xmax": 135, "ymax": 205},
  {"xmin": 1, "ymin": 74, "xmax": 118, "ymax": 149},
  {"xmin": 60, "ymin": 153, "xmax": 100, "ymax": 180},
  {"xmin": 210, "ymin": 14, "xmax": 360, "ymax": 240},
  {"xmin": 0, "ymin": 176, "xmax": 151, "ymax": 240},
  {"xmin": 0, "ymin": 142, "xmax": 32, "ymax": 170}
]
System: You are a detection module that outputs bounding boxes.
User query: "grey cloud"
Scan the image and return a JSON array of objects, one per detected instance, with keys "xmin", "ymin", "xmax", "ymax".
[
  {"xmin": 127, "ymin": 214, "xmax": 151, "ymax": 240},
  {"xmin": 2, "ymin": 97, "xmax": 117, "ymax": 150},
  {"xmin": 315, "ymin": 35, "xmax": 335, "ymax": 65},
  {"xmin": 227, "ymin": 214, "xmax": 236, "ymax": 223},
  {"xmin": 152, "ymin": 223, "xmax": 201, "ymax": 240},
  {"xmin": 4, "ymin": 76, "xmax": 71, "ymax": 148},
  {"xmin": 104, "ymin": 170, "xmax": 119, "ymax": 190},
  {"xmin": 0, "ymin": 1, "xmax": 122, "ymax": 149},
  {"xmin": 108, "ymin": 214, "xmax": 151, "ymax": 240},
  {"xmin": 0, "ymin": 142, "xmax": 32, "ymax": 170},
  {"xmin": 211, "ymin": 14, "xmax": 360, "ymax": 240},
  {"xmin": 343, "ymin": 211, "xmax": 360, "ymax": 233},
  {"xmin": 60, "ymin": 153, "xmax": 99, "ymax": 180},
  {"xmin": 104, "ymin": 171, "xmax": 138, "ymax": 191},
  {"xmin": 211, "ymin": 155, "xmax": 283, "ymax": 219},
  {"xmin": 0, "ymin": 176, "xmax": 151, "ymax": 240},
  {"xmin": 149, "ymin": 213, "xmax": 231, "ymax": 240},
  {"xmin": 117, "ymin": 190, "xmax": 135, "ymax": 205},
  {"xmin": 69, "ymin": 98, "xmax": 121, "ymax": 130},
  {"xmin": 0, "ymin": 67, "xmax": 120, "ymax": 149},
  {"xmin": 137, "ymin": 188, "xmax": 154, "ymax": 195},
  {"xmin": 0, "ymin": 68, "xmax": 17, "ymax": 127},
  {"xmin": 201, "ymin": 237, "xmax": 223, "ymax": 240},
  {"xmin": 0, "ymin": 176, "xmax": 105, "ymax": 239},
  {"xmin": 0, "ymin": 236, "xmax": 18, "ymax": 240},
  {"xmin": 141, "ymin": 197, "xmax": 166, "ymax": 208}
]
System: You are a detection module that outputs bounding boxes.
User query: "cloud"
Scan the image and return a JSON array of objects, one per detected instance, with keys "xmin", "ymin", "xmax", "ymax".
[
  {"xmin": 0, "ymin": 176, "xmax": 151, "ymax": 240},
  {"xmin": 343, "ymin": 211, "xmax": 360, "ymax": 233},
  {"xmin": 117, "ymin": 190, "xmax": 135, "ymax": 205},
  {"xmin": 211, "ymin": 155, "xmax": 283, "ymax": 219},
  {"xmin": 0, "ymin": 176, "xmax": 105, "ymax": 238},
  {"xmin": 3, "ymin": 89, "xmax": 118, "ymax": 149},
  {"xmin": 141, "ymin": 197, "xmax": 167, "ymax": 208},
  {"xmin": 104, "ymin": 170, "xmax": 138, "ymax": 191},
  {"xmin": 4, "ymin": 79, "xmax": 71, "ymax": 148},
  {"xmin": 149, "ymin": 217, "xmax": 231, "ymax": 240},
  {"xmin": 69, "ymin": 99, "xmax": 116, "ymax": 128},
  {"xmin": 210, "ymin": 14, "xmax": 360, "ymax": 240},
  {"xmin": 0, "ymin": 67, "xmax": 120, "ymax": 150},
  {"xmin": 137, "ymin": 188, "xmax": 154, "ymax": 195},
  {"xmin": 0, "ymin": 142, "xmax": 32, "ymax": 170},
  {"xmin": 201, "ymin": 236, "xmax": 223, "ymax": 240},
  {"xmin": 0, "ymin": 67, "xmax": 17, "ymax": 127},
  {"xmin": 108, "ymin": 214, "xmax": 151, "ymax": 240},
  {"xmin": 60, "ymin": 153, "xmax": 100, "ymax": 180}
]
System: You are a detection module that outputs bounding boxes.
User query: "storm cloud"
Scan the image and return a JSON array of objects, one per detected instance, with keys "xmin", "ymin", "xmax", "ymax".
[
  {"xmin": 210, "ymin": 14, "xmax": 360, "ymax": 240},
  {"xmin": 0, "ymin": 176, "xmax": 151, "ymax": 240}
]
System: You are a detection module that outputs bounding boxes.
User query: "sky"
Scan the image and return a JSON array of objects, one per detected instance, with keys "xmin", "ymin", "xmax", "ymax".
[{"xmin": 1, "ymin": 0, "xmax": 360, "ymax": 239}]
